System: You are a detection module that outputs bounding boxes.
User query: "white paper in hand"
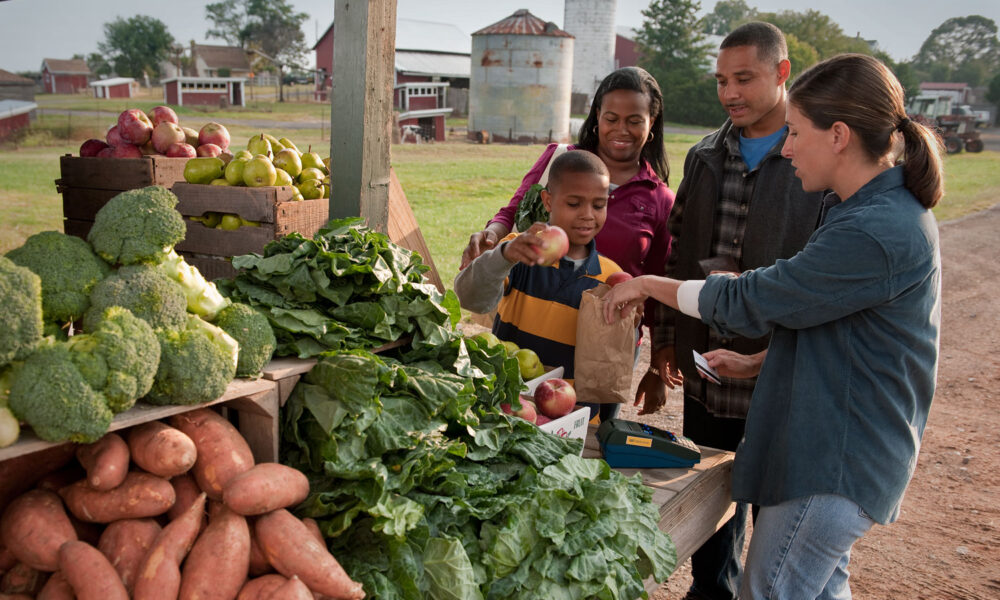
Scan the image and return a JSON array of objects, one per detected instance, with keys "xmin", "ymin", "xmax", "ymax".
[{"xmin": 692, "ymin": 350, "xmax": 722, "ymax": 385}]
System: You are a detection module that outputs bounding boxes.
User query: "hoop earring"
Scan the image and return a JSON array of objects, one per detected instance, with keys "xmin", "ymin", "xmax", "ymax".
[
  {"xmin": 592, "ymin": 125, "xmax": 598, "ymax": 134},
  {"xmin": 647, "ymin": 131, "xmax": 654, "ymax": 142}
]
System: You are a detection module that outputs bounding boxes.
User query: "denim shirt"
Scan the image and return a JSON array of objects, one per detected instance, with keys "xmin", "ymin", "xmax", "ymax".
[{"xmin": 698, "ymin": 167, "xmax": 941, "ymax": 524}]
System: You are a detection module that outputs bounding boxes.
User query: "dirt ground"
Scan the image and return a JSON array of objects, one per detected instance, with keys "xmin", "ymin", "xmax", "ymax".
[{"xmin": 625, "ymin": 203, "xmax": 1000, "ymax": 599}]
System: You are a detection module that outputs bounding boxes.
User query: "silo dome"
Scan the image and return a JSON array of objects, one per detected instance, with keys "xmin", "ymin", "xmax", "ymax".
[{"xmin": 469, "ymin": 9, "xmax": 574, "ymax": 143}]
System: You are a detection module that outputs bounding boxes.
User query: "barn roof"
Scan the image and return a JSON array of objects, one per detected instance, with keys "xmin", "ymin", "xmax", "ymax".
[
  {"xmin": 0, "ymin": 69, "xmax": 34, "ymax": 84},
  {"xmin": 472, "ymin": 9, "xmax": 572, "ymax": 37},
  {"xmin": 395, "ymin": 51, "xmax": 470, "ymax": 78},
  {"xmin": 41, "ymin": 59, "xmax": 91, "ymax": 75},
  {"xmin": 192, "ymin": 45, "xmax": 251, "ymax": 71},
  {"xmin": 0, "ymin": 99, "xmax": 37, "ymax": 119}
]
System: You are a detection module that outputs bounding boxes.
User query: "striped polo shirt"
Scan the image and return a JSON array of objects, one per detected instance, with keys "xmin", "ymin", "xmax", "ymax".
[{"xmin": 493, "ymin": 237, "xmax": 622, "ymax": 380}]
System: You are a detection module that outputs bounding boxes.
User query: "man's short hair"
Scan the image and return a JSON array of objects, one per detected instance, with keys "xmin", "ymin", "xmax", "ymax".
[
  {"xmin": 547, "ymin": 150, "xmax": 609, "ymax": 192},
  {"xmin": 720, "ymin": 21, "xmax": 788, "ymax": 67}
]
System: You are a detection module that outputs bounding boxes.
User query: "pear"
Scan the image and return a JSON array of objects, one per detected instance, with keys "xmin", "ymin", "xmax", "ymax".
[
  {"xmin": 247, "ymin": 134, "xmax": 272, "ymax": 159},
  {"xmin": 279, "ymin": 137, "xmax": 301, "ymax": 154},
  {"xmin": 301, "ymin": 146, "xmax": 325, "ymax": 173},
  {"xmin": 263, "ymin": 133, "xmax": 284, "ymax": 152},
  {"xmin": 274, "ymin": 168, "xmax": 294, "ymax": 187},
  {"xmin": 243, "ymin": 155, "xmax": 277, "ymax": 187},
  {"xmin": 201, "ymin": 212, "xmax": 222, "ymax": 228},
  {"xmin": 224, "ymin": 157, "xmax": 249, "ymax": 186},
  {"xmin": 210, "ymin": 178, "xmax": 230, "ymax": 185},
  {"xmin": 183, "ymin": 157, "xmax": 226, "ymax": 184},
  {"xmin": 234, "ymin": 149, "xmax": 253, "ymax": 161},
  {"xmin": 218, "ymin": 214, "xmax": 242, "ymax": 230},
  {"xmin": 299, "ymin": 167, "xmax": 324, "ymax": 183},
  {"xmin": 297, "ymin": 179, "xmax": 324, "ymax": 200},
  {"xmin": 273, "ymin": 148, "xmax": 302, "ymax": 178},
  {"xmin": 290, "ymin": 190, "xmax": 304, "ymax": 202}
]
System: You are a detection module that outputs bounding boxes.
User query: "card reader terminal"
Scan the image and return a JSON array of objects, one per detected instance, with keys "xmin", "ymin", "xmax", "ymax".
[{"xmin": 597, "ymin": 418, "xmax": 701, "ymax": 468}]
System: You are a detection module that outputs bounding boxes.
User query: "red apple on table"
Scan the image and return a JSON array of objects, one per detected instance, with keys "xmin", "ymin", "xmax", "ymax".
[
  {"xmin": 535, "ymin": 414, "xmax": 552, "ymax": 425},
  {"xmin": 606, "ymin": 271, "xmax": 633, "ymax": 287},
  {"xmin": 110, "ymin": 143, "xmax": 144, "ymax": 159},
  {"xmin": 152, "ymin": 121, "xmax": 186, "ymax": 153},
  {"xmin": 198, "ymin": 122, "xmax": 230, "ymax": 150},
  {"xmin": 501, "ymin": 395, "xmax": 538, "ymax": 424},
  {"xmin": 79, "ymin": 139, "xmax": 109, "ymax": 157},
  {"xmin": 196, "ymin": 143, "xmax": 223, "ymax": 158},
  {"xmin": 533, "ymin": 225, "xmax": 570, "ymax": 266},
  {"xmin": 182, "ymin": 126, "xmax": 200, "ymax": 146},
  {"xmin": 106, "ymin": 124, "xmax": 125, "ymax": 147},
  {"xmin": 117, "ymin": 109, "xmax": 153, "ymax": 145},
  {"xmin": 534, "ymin": 378, "xmax": 577, "ymax": 419},
  {"xmin": 165, "ymin": 142, "xmax": 197, "ymax": 158},
  {"xmin": 147, "ymin": 105, "xmax": 178, "ymax": 127}
]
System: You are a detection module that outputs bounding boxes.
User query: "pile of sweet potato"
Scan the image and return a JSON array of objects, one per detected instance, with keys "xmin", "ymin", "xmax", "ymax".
[{"xmin": 0, "ymin": 408, "xmax": 365, "ymax": 600}]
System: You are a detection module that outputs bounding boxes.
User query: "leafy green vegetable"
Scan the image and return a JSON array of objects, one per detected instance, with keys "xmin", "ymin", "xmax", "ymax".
[
  {"xmin": 513, "ymin": 184, "xmax": 549, "ymax": 233},
  {"xmin": 219, "ymin": 218, "xmax": 460, "ymax": 357}
]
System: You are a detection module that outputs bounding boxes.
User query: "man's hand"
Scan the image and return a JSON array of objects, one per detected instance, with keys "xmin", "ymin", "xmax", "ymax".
[
  {"xmin": 634, "ymin": 370, "xmax": 666, "ymax": 415},
  {"xmin": 460, "ymin": 228, "xmax": 500, "ymax": 269},
  {"xmin": 701, "ymin": 349, "xmax": 766, "ymax": 379},
  {"xmin": 650, "ymin": 345, "xmax": 683, "ymax": 388}
]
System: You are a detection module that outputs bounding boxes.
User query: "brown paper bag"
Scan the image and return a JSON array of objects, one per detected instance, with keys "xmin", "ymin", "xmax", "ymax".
[{"xmin": 574, "ymin": 284, "xmax": 635, "ymax": 405}]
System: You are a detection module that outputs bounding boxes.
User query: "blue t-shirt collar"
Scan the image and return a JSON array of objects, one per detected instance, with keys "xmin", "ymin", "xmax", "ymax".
[{"xmin": 739, "ymin": 126, "xmax": 788, "ymax": 171}]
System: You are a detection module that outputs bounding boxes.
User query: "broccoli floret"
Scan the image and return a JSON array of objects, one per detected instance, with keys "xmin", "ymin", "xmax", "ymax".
[
  {"xmin": 84, "ymin": 265, "xmax": 188, "ymax": 332},
  {"xmin": 0, "ymin": 366, "xmax": 19, "ymax": 448},
  {"xmin": 0, "ymin": 256, "xmax": 44, "ymax": 368},
  {"xmin": 7, "ymin": 343, "xmax": 113, "ymax": 443},
  {"xmin": 5, "ymin": 231, "xmax": 110, "ymax": 323},
  {"xmin": 66, "ymin": 306, "xmax": 160, "ymax": 413},
  {"xmin": 146, "ymin": 315, "xmax": 238, "ymax": 406},
  {"xmin": 160, "ymin": 249, "xmax": 231, "ymax": 320},
  {"xmin": 87, "ymin": 185, "xmax": 187, "ymax": 266},
  {"xmin": 214, "ymin": 303, "xmax": 277, "ymax": 378}
]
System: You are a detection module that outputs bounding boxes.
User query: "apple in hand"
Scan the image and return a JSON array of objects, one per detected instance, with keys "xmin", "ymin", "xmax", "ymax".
[
  {"xmin": 534, "ymin": 378, "xmax": 577, "ymax": 419},
  {"xmin": 533, "ymin": 225, "xmax": 569, "ymax": 266},
  {"xmin": 118, "ymin": 109, "xmax": 154, "ymax": 145},
  {"xmin": 606, "ymin": 271, "xmax": 633, "ymax": 287},
  {"xmin": 199, "ymin": 122, "xmax": 230, "ymax": 150},
  {"xmin": 79, "ymin": 139, "xmax": 109, "ymax": 157},
  {"xmin": 147, "ymin": 105, "xmax": 178, "ymax": 127},
  {"xmin": 500, "ymin": 395, "xmax": 537, "ymax": 424},
  {"xmin": 166, "ymin": 142, "xmax": 197, "ymax": 158}
]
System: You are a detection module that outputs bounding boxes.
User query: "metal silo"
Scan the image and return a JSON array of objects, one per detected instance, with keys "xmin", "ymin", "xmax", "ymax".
[
  {"xmin": 563, "ymin": 0, "xmax": 617, "ymax": 106},
  {"xmin": 469, "ymin": 9, "xmax": 574, "ymax": 143}
]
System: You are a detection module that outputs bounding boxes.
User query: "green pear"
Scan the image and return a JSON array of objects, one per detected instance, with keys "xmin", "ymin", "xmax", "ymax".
[
  {"xmin": 279, "ymin": 137, "xmax": 300, "ymax": 154},
  {"xmin": 247, "ymin": 134, "xmax": 272, "ymax": 159},
  {"xmin": 515, "ymin": 348, "xmax": 545, "ymax": 380},
  {"xmin": 297, "ymin": 179, "xmax": 324, "ymax": 200},
  {"xmin": 234, "ymin": 149, "xmax": 253, "ymax": 161},
  {"xmin": 218, "ymin": 214, "xmax": 242, "ymax": 230},
  {"xmin": 501, "ymin": 340, "xmax": 520, "ymax": 356},
  {"xmin": 239, "ymin": 217, "xmax": 261, "ymax": 227},
  {"xmin": 224, "ymin": 157, "xmax": 249, "ymax": 186},
  {"xmin": 273, "ymin": 148, "xmax": 302, "ymax": 178},
  {"xmin": 472, "ymin": 331, "xmax": 501, "ymax": 349},
  {"xmin": 210, "ymin": 178, "xmax": 230, "ymax": 185},
  {"xmin": 183, "ymin": 157, "xmax": 225, "ymax": 184},
  {"xmin": 274, "ymin": 167, "xmax": 294, "ymax": 187},
  {"xmin": 299, "ymin": 167, "xmax": 324, "ymax": 183},
  {"xmin": 290, "ymin": 190, "xmax": 304, "ymax": 202},
  {"xmin": 263, "ymin": 133, "xmax": 284, "ymax": 152},
  {"xmin": 301, "ymin": 146, "xmax": 325, "ymax": 172},
  {"xmin": 201, "ymin": 212, "xmax": 222, "ymax": 228},
  {"xmin": 243, "ymin": 155, "xmax": 277, "ymax": 187}
]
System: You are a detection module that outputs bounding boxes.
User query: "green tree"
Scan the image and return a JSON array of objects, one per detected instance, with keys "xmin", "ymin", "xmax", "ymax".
[
  {"xmin": 97, "ymin": 16, "xmax": 175, "ymax": 80},
  {"xmin": 785, "ymin": 33, "xmax": 819, "ymax": 82},
  {"xmin": 758, "ymin": 9, "xmax": 871, "ymax": 59},
  {"xmin": 83, "ymin": 53, "xmax": 112, "ymax": 78},
  {"xmin": 876, "ymin": 51, "xmax": 920, "ymax": 100},
  {"xmin": 205, "ymin": 0, "xmax": 309, "ymax": 101},
  {"xmin": 635, "ymin": 0, "xmax": 725, "ymax": 127},
  {"xmin": 701, "ymin": 0, "xmax": 756, "ymax": 35},
  {"xmin": 913, "ymin": 16, "xmax": 1000, "ymax": 85}
]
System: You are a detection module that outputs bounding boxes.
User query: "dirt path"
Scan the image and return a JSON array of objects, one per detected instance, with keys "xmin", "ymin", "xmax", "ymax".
[{"xmin": 624, "ymin": 203, "xmax": 1000, "ymax": 598}]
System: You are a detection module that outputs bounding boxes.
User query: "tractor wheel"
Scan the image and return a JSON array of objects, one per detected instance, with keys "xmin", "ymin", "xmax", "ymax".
[
  {"xmin": 944, "ymin": 137, "xmax": 964, "ymax": 154},
  {"xmin": 965, "ymin": 138, "xmax": 984, "ymax": 153}
]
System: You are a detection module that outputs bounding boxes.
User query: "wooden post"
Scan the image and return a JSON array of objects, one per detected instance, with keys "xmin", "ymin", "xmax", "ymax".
[{"xmin": 329, "ymin": 0, "xmax": 396, "ymax": 233}]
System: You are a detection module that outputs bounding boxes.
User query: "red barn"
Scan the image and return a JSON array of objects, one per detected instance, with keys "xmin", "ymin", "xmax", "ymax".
[
  {"xmin": 89, "ymin": 77, "xmax": 135, "ymax": 99},
  {"xmin": 41, "ymin": 58, "xmax": 91, "ymax": 94},
  {"xmin": 162, "ymin": 77, "xmax": 246, "ymax": 107},
  {"xmin": 0, "ymin": 100, "xmax": 37, "ymax": 140},
  {"xmin": 0, "ymin": 69, "xmax": 36, "ymax": 102}
]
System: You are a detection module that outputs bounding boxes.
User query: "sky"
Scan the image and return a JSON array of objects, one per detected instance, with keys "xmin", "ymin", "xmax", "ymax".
[{"xmin": 1, "ymin": 0, "xmax": 999, "ymax": 74}]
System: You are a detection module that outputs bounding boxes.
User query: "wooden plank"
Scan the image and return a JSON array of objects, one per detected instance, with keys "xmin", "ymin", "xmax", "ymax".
[
  {"xmin": 180, "ymin": 252, "xmax": 238, "ymax": 281},
  {"xmin": 63, "ymin": 218, "xmax": 93, "ymax": 240},
  {"xmin": 330, "ymin": 0, "xmax": 396, "ymax": 232},
  {"xmin": 387, "ymin": 167, "xmax": 444, "ymax": 292},
  {"xmin": 172, "ymin": 182, "xmax": 297, "ymax": 223},
  {"xmin": 59, "ymin": 186, "xmax": 119, "ymax": 220},
  {"xmin": 59, "ymin": 155, "xmax": 187, "ymax": 189},
  {"xmin": 176, "ymin": 219, "xmax": 275, "ymax": 256}
]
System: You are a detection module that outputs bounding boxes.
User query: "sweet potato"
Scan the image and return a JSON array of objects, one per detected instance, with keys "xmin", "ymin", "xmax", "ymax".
[
  {"xmin": 127, "ymin": 422, "xmax": 198, "ymax": 478},
  {"xmin": 0, "ymin": 489, "xmax": 77, "ymax": 571},
  {"xmin": 58, "ymin": 540, "xmax": 128, "ymax": 600},
  {"xmin": 178, "ymin": 506, "xmax": 250, "ymax": 600},
  {"xmin": 301, "ymin": 518, "xmax": 324, "ymax": 546},
  {"xmin": 0, "ymin": 562, "xmax": 44, "ymax": 596},
  {"xmin": 170, "ymin": 409, "xmax": 254, "ymax": 500},
  {"xmin": 167, "ymin": 473, "xmax": 202, "ymax": 521},
  {"xmin": 270, "ymin": 575, "xmax": 313, "ymax": 600},
  {"xmin": 236, "ymin": 574, "xmax": 286, "ymax": 600},
  {"xmin": 60, "ymin": 471, "xmax": 175, "ymax": 523},
  {"xmin": 36, "ymin": 571, "xmax": 74, "ymax": 600},
  {"xmin": 222, "ymin": 463, "xmax": 310, "ymax": 516},
  {"xmin": 132, "ymin": 493, "xmax": 206, "ymax": 600},
  {"xmin": 255, "ymin": 509, "xmax": 364, "ymax": 600},
  {"xmin": 76, "ymin": 433, "xmax": 130, "ymax": 491},
  {"xmin": 248, "ymin": 525, "xmax": 273, "ymax": 576},
  {"xmin": 97, "ymin": 518, "xmax": 161, "ymax": 593}
]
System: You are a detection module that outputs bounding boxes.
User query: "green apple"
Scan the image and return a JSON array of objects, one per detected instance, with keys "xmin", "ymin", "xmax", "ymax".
[
  {"xmin": 299, "ymin": 167, "xmax": 324, "ymax": 183},
  {"xmin": 247, "ymin": 134, "xmax": 272, "ymax": 159},
  {"xmin": 515, "ymin": 348, "xmax": 545, "ymax": 380},
  {"xmin": 243, "ymin": 155, "xmax": 277, "ymax": 187},
  {"xmin": 224, "ymin": 157, "xmax": 249, "ymax": 186},
  {"xmin": 297, "ymin": 178, "xmax": 324, "ymax": 200},
  {"xmin": 218, "ymin": 214, "xmax": 242, "ymax": 230},
  {"xmin": 273, "ymin": 148, "xmax": 302, "ymax": 178},
  {"xmin": 501, "ymin": 340, "xmax": 520, "ymax": 356},
  {"xmin": 274, "ymin": 167, "xmax": 294, "ymax": 187}
]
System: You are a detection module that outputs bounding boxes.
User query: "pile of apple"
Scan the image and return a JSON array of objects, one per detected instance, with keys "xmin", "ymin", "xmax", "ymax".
[
  {"xmin": 78, "ymin": 106, "xmax": 231, "ymax": 160},
  {"xmin": 183, "ymin": 133, "xmax": 330, "ymax": 203}
]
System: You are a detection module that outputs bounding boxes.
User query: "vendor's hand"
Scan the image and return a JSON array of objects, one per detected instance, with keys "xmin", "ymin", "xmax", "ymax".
[
  {"xmin": 634, "ymin": 370, "xmax": 666, "ymax": 415},
  {"xmin": 460, "ymin": 229, "xmax": 500, "ymax": 269},
  {"xmin": 701, "ymin": 349, "xmax": 766, "ymax": 379},
  {"xmin": 650, "ymin": 345, "xmax": 683, "ymax": 389},
  {"xmin": 501, "ymin": 223, "xmax": 548, "ymax": 266},
  {"xmin": 602, "ymin": 276, "xmax": 649, "ymax": 324}
]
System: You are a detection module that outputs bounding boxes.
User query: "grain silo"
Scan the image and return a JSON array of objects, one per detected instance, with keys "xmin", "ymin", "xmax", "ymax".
[
  {"xmin": 563, "ymin": 0, "xmax": 617, "ymax": 108},
  {"xmin": 469, "ymin": 9, "xmax": 574, "ymax": 143}
]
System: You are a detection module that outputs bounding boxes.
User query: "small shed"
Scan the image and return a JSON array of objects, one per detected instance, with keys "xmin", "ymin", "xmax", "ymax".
[
  {"xmin": 41, "ymin": 58, "xmax": 91, "ymax": 94},
  {"xmin": 0, "ymin": 69, "xmax": 36, "ymax": 102},
  {"xmin": 162, "ymin": 77, "xmax": 246, "ymax": 107},
  {"xmin": 89, "ymin": 77, "xmax": 135, "ymax": 99},
  {"xmin": 0, "ymin": 100, "xmax": 38, "ymax": 140}
]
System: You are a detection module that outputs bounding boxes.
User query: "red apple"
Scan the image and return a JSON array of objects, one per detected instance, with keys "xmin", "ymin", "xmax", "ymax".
[
  {"xmin": 181, "ymin": 126, "xmax": 200, "ymax": 146},
  {"xmin": 110, "ymin": 143, "xmax": 143, "ymax": 159},
  {"xmin": 535, "ymin": 414, "xmax": 552, "ymax": 425},
  {"xmin": 106, "ymin": 124, "xmax": 125, "ymax": 147},
  {"xmin": 534, "ymin": 378, "xmax": 577, "ymax": 419},
  {"xmin": 152, "ymin": 121, "xmax": 186, "ymax": 153},
  {"xmin": 534, "ymin": 225, "xmax": 570, "ymax": 266},
  {"xmin": 96, "ymin": 147, "xmax": 114, "ymax": 158},
  {"xmin": 79, "ymin": 139, "xmax": 109, "ymax": 157},
  {"xmin": 117, "ymin": 109, "xmax": 154, "ymax": 145},
  {"xmin": 501, "ymin": 396, "xmax": 538, "ymax": 424},
  {"xmin": 606, "ymin": 271, "xmax": 633, "ymax": 287},
  {"xmin": 198, "ymin": 122, "xmax": 230, "ymax": 150},
  {"xmin": 196, "ymin": 143, "xmax": 223, "ymax": 158},
  {"xmin": 139, "ymin": 140, "xmax": 157, "ymax": 155},
  {"xmin": 147, "ymin": 105, "xmax": 178, "ymax": 127},
  {"xmin": 165, "ymin": 142, "xmax": 197, "ymax": 158}
]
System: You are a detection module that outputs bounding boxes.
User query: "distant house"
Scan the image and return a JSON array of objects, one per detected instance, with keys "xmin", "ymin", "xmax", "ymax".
[
  {"xmin": 0, "ymin": 69, "xmax": 36, "ymax": 102},
  {"xmin": 162, "ymin": 76, "xmax": 246, "ymax": 107},
  {"xmin": 0, "ymin": 99, "xmax": 38, "ymax": 140},
  {"xmin": 189, "ymin": 43, "xmax": 252, "ymax": 78},
  {"xmin": 89, "ymin": 77, "xmax": 135, "ymax": 99},
  {"xmin": 41, "ymin": 58, "xmax": 91, "ymax": 94},
  {"xmin": 919, "ymin": 82, "xmax": 973, "ymax": 104}
]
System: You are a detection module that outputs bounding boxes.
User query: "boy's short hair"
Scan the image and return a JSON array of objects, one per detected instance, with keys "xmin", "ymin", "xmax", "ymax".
[
  {"xmin": 547, "ymin": 150, "xmax": 610, "ymax": 193},
  {"xmin": 721, "ymin": 21, "xmax": 788, "ymax": 67}
]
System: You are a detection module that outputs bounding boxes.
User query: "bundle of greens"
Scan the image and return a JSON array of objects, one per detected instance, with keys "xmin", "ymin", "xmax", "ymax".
[
  {"xmin": 513, "ymin": 184, "xmax": 549, "ymax": 233},
  {"xmin": 283, "ymin": 339, "xmax": 676, "ymax": 600},
  {"xmin": 219, "ymin": 217, "xmax": 460, "ymax": 358}
]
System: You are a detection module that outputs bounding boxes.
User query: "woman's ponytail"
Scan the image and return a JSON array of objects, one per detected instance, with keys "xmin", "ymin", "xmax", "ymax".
[{"xmin": 899, "ymin": 119, "xmax": 945, "ymax": 209}]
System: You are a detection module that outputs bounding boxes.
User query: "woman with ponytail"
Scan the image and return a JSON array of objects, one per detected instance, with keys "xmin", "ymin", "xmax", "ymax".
[{"xmin": 602, "ymin": 54, "xmax": 943, "ymax": 599}]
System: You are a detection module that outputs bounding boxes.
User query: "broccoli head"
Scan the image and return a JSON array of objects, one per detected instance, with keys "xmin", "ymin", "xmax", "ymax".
[
  {"xmin": 84, "ymin": 264, "xmax": 188, "ymax": 332},
  {"xmin": 7, "ymin": 342, "xmax": 113, "ymax": 443},
  {"xmin": 66, "ymin": 306, "xmax": 160, "ymax": 413},
  {"xmin": 87, "ymin": 185, "xmax": 187, "ymax": 266},
  {"xmin": 5, "ymin": 230, "xmax": 110, "ymax": 323},
  {"xmin": 214, "ymin": 303, "xmax": 276, "ymax": 378},
  {"xmin": 146, "ymin": 315, "xmax": 238, "ymax": 406},
  {"xmin": 0, "ymin": 256, "xmax": 44, "ymax": 368}
]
